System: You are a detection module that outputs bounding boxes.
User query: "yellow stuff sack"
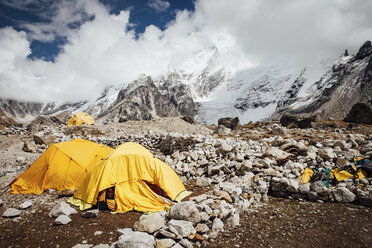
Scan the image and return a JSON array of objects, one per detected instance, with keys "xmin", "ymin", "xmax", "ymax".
[{"xmin": 301, "ymin": 168, "xmax": 314, "ymax": 183}]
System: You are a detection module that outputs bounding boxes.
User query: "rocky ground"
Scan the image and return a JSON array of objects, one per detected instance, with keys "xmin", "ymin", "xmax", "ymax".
[{"xmin": 0, "ymin": 117, "xmax": 371, "ymax": 247}]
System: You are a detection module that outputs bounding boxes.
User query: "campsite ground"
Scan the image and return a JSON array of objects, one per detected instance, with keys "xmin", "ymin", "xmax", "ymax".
[
  {"xmin": 0, "ymin": 117, "xmax": 372, "ymax": 247},
  {"xmin": 0, "ymin": 192, "xmax": 371, "ymax": 248}
]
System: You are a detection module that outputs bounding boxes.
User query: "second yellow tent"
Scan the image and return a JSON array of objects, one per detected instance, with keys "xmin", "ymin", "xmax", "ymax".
[
  {"xmin": 69, "ymin": 142, "xmax": 191, "ymax": 213},
  {"xmin": 67, "ymin": 112, "xmax": 95, "ymax": 127}
]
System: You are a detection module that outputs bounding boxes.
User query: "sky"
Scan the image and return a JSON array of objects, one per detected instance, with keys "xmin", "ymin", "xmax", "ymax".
[{"xmin": 0, "ymin": 0, "xmax": 371, "ymax": 103}]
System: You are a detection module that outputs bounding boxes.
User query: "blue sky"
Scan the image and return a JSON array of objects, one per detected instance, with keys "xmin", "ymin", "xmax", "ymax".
[
  {"xmin": 0, "ymin": 0, "xmax": 371, "ymax": 103},
  {"xmin": 0, "ymin": 0, "xmax": 195, "ymax": 61}
]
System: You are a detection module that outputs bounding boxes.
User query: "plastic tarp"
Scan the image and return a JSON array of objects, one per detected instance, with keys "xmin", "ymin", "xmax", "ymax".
[
  {"xmin": 302, "ymin": 166, "xmax": 367, "ymax": 185},
  {"xmin": 331, "ymin": 168, "xmax": 367, "ymax": 181},
  {"xmin": 69, "ymin": 142, "xmax": 191, "ymax": 213},
  {"xmin": 10, "ymin": 139, "xmax": 113, "ymax": 194}
]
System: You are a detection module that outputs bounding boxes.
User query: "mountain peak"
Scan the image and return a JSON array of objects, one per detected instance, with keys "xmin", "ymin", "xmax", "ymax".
[{"xmin": 356, "ymin": 40, "xmax": 372, "ymax": 60}]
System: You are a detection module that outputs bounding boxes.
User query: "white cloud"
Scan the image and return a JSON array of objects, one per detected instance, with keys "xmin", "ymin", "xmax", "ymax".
[
  {"xmin": 0, "ymin": 0, "xmax": 372, "ymax": 103},
  {"xmin": 147, "ymin": 0, "xmax": 170, "ymax": 12},
  {"xmin": 20, "ymin": 0, "xmax": 108, "ymax": 41}
]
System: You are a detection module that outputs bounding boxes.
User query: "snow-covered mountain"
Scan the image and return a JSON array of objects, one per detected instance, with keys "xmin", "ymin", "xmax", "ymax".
[
  {"xmin": 1, "ymin": 40, "xmax": 371, "ymax": 125},
  {"xmin": 276, "ymin": 41, "xmax": 372, "ymax": 120},
  {"xmin": 0, "ymin": 98, "xmax": 87, "ymax": 122}
]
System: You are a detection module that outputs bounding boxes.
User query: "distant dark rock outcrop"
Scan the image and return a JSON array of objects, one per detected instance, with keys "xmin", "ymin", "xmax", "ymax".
[
  {"xmin": 343, "ymin": 103, "xmax": 372, "ymax": 124},
  {"xmin": 356, "ymin": 41, "xmax": 372, "ymax": 60},
  {"xmin": 280, "ymin": 113, "xmax": 317, "ymax": 129}
]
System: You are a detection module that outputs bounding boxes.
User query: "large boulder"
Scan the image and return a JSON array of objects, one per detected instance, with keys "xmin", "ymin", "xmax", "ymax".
[
  {"xmin": 279, "ymin": 113, "xmax": 317, "ymax": 128},
  {"xmin": 217, "ymin": 117, "xmax": 241, "ymax": 130},
  {"xmin": 333, "ymin": 187, "xmax": 357, "ymax": 203},
  {"xmin": 133, "ymin": 212, "xmax": 165, "ymax": 233},
  {"xmin": 168, "ymin": 202, "xmax": 201, "ymax": 224},
  {"xmin": 343, "ymin": 103, "xmax": 372, "ymax": 125}
]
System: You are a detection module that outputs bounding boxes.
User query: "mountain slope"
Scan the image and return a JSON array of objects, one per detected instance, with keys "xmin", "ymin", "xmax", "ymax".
[
  {"xmin": 93, "ymin": 75, "xmax": 181, "ymax": 123},
  {"xmin": 0, "ymin": 41, "xmax": 371, "ymax": 125},
  {"xmin": 277, "ymin": 41, "xmax": 372, "ymax": 119},
  {"xmin": 0, "ymin": 98, "xmax": 87, "ymax": 122}
]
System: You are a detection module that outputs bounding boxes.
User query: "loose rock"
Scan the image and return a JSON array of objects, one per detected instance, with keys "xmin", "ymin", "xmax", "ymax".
[
  {"xmin": 116, "ymin": 231, "xmax": 155, "ymax": 248},
  {"xmin": 54, "ymin": 214, "xmax": 72, "ymax": 225},
  {"xmin": 19, "ymin": 200, "xmax": 33, "ymax": 209},
  {"xmin": 2, "ymin": 208, "xmax": 21, "ymax": 218},
  {"xmin": 168, "ymin": 202, "xmax": 201, "ymax": 224},
  {"xmin": 48, "ymin": 202, "xmax": 77, "ymax": 218},
  {"xmin": 167, "ymin": 219, "xmax": 195, "ymax": 237}
]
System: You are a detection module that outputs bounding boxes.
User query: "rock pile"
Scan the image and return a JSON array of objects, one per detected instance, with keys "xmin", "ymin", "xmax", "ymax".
[
  {"xmin": 80, "ymin": 123, "xmax": 371, "ymax": 246},
  {"xmin": 111, "ymin": 198, "xmax": 240, "ymax": 247}
]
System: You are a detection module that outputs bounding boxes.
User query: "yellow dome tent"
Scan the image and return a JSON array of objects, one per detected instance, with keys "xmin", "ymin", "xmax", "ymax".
[
  {"xmin": 69, "ymin": 142, "xmax": 191, "ymax": 213},
  {"xmin": 10, "ymin": 139, "xmax": 113, "ymax": 194},
  {"xmin": 67, "ymin": 112, "xmax": 95, "ymax": 127}
]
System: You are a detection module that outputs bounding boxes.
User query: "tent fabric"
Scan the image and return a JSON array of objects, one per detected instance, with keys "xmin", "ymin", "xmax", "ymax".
[
  {"xmin": 69, "ymin": 142, "xmax": 191, "ymax": 213},
  {"xmin": 67, "ymin": 112, "xmax": 95, "ymax": 127},
  {"xmin": 10, "ymin": 139, "xmax": 113, "ymax": 194}
]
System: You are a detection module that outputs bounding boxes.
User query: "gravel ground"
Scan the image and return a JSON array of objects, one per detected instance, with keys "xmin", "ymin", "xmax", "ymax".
[
  {"xmin": 209, "ymin": 197, "xmax": 372, "ymax": 248},
  {"xmin": 0, "ymin": 194, "xmax": 371, "ymax": 248}
]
